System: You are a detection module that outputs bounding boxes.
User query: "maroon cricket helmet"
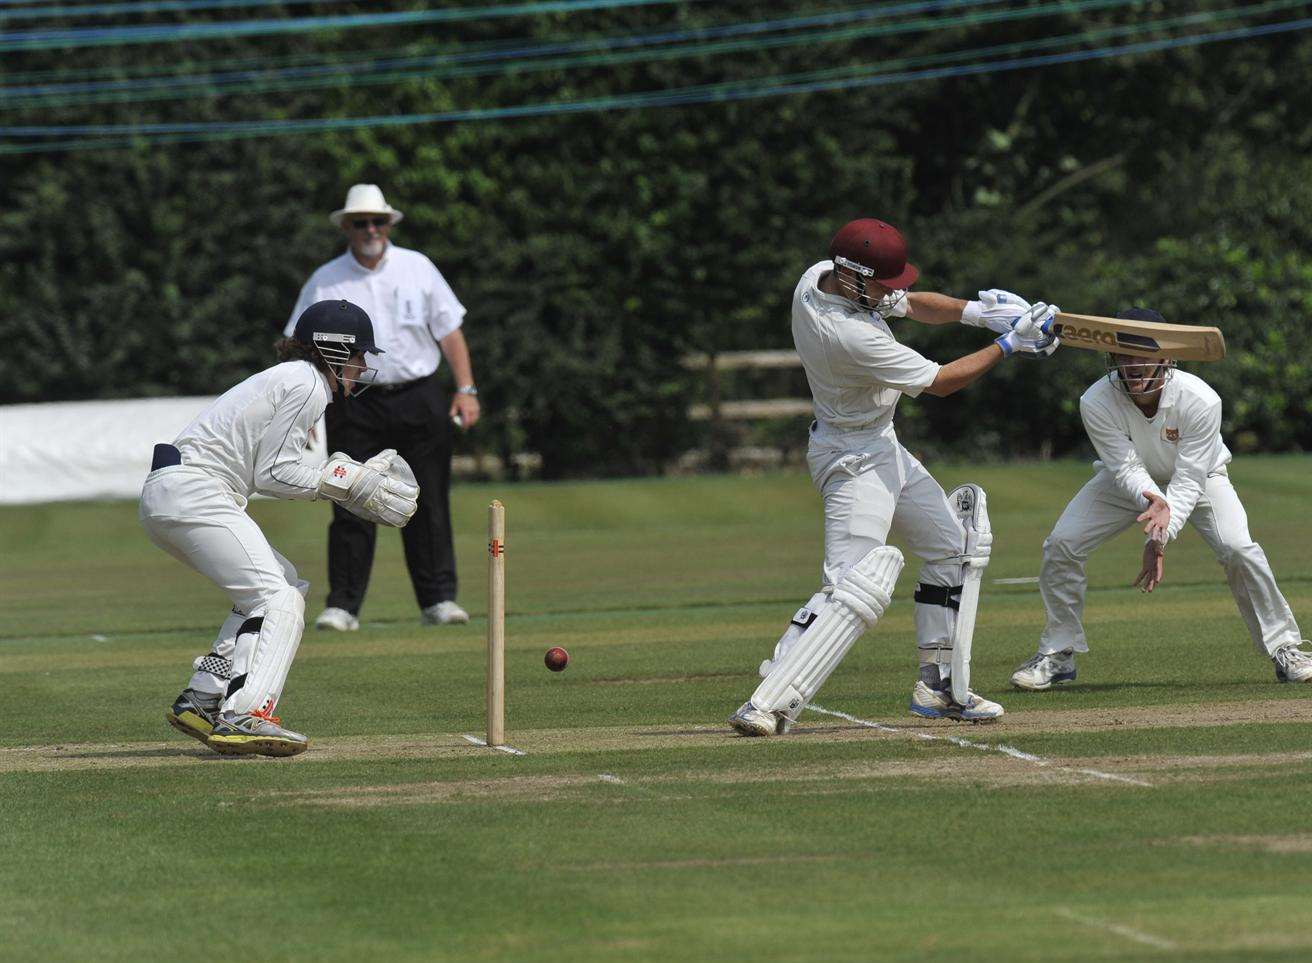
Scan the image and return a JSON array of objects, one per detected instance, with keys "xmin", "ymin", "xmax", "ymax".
[{"xmin": 828, "ymin": 219, "xmax": 919, "ymax": 289}]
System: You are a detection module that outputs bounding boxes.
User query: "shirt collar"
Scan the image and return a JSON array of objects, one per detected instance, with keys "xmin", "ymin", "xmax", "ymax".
[
  {"xmin": 1158, "ymin": 371, "xmax": 1182, "ymax": 409},
  {"xmin": 314, "ymin": 366, "xmax": 335, "ymax": 404},
  {"xmin": 809, "ymin": 260, "xmax": 885, "ymax": 321}
]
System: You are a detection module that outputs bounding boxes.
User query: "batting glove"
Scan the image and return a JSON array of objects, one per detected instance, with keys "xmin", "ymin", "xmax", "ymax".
[
  {"xmin": 996, "ymin": 302, "xmax": 1060, "ymax": 357},
  {"xmin": 962, "ymin": 289, "xmax": 1032, "ymax": 335}
]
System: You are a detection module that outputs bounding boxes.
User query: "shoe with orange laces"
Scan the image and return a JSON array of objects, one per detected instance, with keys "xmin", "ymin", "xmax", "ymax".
[{"xmin": 207, "ymin": 706, "xmax": 309, "ymax": 757}]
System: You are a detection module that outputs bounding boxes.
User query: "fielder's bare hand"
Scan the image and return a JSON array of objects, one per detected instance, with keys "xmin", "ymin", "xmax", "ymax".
[
  {"xmin": 1134, "ymin": 537, "xmax": 1165, "ymax": 593},
  {"xmin": 1137, "ymin": 490, "xmax": 1170, "ymax": 540}
]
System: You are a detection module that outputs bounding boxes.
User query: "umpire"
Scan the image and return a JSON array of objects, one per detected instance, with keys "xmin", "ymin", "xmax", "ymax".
[{"xmin": 285, "ymin": 184, "xmax": 480, "ymax": 630}]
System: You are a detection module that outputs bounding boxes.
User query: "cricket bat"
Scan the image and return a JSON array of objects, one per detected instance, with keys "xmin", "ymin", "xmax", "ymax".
[{"xmin": 1051, "ymin": 312, "xmax": 1226, "ymax": 362}]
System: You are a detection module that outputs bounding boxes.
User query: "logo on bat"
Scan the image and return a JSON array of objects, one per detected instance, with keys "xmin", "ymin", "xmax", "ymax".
[{"xmin": 1053, "ymin": 323, "xmax": 1163, "ymax": 352}]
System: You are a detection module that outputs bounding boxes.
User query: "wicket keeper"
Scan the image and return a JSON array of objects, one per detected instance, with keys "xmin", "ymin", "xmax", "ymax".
[{"xmin": 143, "ymin": 301, "xmax": 419, "ymax": 756}]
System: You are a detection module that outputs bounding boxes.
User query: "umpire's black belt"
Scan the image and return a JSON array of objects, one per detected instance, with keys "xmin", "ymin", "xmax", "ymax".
[
  {"xmin": 151, "ymin": 443, "xmax": 182, "ymax": 471},
  {"xmin": 373, "ymin": 371, "xmax": 436, "ymax": 395}
]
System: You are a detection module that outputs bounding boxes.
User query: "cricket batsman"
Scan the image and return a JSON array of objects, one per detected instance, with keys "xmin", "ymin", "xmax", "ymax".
[
  {"xmin": 1011, "ymin": 307, "xmax": 1312, "ymax": 690},
  {"xmin": 142, "ymin": 300, "xmax": 419, "ymax": 756},
  {"xmin": 730, "ymin": 218, "xmax": 1059, "ymax": 736}
]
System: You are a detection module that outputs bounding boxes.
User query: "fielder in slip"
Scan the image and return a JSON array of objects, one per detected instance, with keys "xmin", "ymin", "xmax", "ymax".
[
  {"xmin": 730, "ymin": 218, "xmax": 1059, "ymax": 736},
  {"xmin": 1011, "ymin": 307, "xmax": 1312, "ymax": 691},
  {"xmin": 141, "ymin": 300, "xmax": 419, "ymax": 757}
]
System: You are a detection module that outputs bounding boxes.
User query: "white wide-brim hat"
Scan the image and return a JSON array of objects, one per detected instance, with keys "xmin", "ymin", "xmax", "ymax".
[{"xmin": 330, "ymin": 183, "xmax": 404, "ymax": 227}]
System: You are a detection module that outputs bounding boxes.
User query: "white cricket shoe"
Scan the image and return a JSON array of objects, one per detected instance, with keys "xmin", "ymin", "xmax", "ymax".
[
  {"xmin": 908, "ymin": 680, "xmax": 1004, "ymax": 723},
  {"xmin": 729, "ymin": 701, "xmax": 787, "ymax": 737},
  {"xmin": 1011, "ymin": 650, "xmax": 1078, "ymax": 691},
  {"xmin": 421, "ymin": 601, "xmax": 470, "ymax": 625},
  {"xmin": 314, "ymin": 607, "xmax": 359, "ymax": 631},
  {"xmin": 1274, "ymin": 643, "xmax": 1312, "ymax": 683}
]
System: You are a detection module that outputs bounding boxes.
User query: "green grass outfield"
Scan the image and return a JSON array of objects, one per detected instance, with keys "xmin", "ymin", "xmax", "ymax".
[{"xmin": 3, "ymin": 456, "xmax": 1311, "ymax": 962}]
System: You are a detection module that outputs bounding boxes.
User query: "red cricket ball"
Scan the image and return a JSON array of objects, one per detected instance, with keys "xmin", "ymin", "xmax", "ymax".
[{"xmin": 544, "ymin": 646, "xmax": 570, "ymax": 672}]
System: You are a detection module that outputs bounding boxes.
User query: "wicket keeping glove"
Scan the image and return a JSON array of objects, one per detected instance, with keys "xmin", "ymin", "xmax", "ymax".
[{"xmin": 317, "ymin": 449, "xmax": 420, "ymax": 527}]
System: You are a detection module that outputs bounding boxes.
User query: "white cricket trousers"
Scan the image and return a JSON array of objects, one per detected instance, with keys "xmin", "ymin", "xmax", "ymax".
[
  {"xmin": 809, "ymin": 424, "xmax": 964, "ymax": 649},
  {"xmin": 1039, "ymin": 468, "xmax": 1301, "ymax": 656},
  {"xmin": 139, "ymin": 465, "xmax": 309, "ymax": 705}
]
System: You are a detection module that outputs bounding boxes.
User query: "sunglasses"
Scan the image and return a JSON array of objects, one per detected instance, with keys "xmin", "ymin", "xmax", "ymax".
[{"xmin": 350, "ymin": 216, "xmax": 390, "ymax": 230}]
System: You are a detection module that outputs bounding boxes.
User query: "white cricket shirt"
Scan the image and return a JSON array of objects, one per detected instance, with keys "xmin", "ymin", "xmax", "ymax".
[
  {"xmin": 1079, "ymin": 369, "xmax": 1232, "ymax": 541},
  {"xmin": 285, "ymin": 242, "xmax": 466, "ymax": 385},
  {"xmin": 174, "ymin": 361, "xmax": 332, "ymax": 501},
  {"xmin": 792, "ymin": 261, "xmax": 940, "ymax": 433}
]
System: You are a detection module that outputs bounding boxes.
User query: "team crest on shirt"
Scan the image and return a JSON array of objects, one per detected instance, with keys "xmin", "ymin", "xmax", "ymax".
[{"xmin": 1162, "ymin": 427, "xmax": 1180, "ymax": 443}]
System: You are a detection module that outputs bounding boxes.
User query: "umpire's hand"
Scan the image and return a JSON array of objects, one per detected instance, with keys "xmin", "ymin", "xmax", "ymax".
[{"xmin": 451, "ymin": 392, "xmax": 481, "ymax": 430}]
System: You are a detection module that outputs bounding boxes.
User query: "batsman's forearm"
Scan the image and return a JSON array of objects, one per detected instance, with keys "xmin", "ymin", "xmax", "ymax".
[
  {"xmin": 923, "ymin": 344, "xmax": 1004, "ymax": 397},
  {"xmin": 906, "ymin": 291, "xmax": 969, "ymax": 325}
]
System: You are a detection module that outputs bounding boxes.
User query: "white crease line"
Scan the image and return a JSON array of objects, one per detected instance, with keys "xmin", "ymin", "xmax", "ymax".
[
  {"xmin": 1070, "ymin": 767, "xmax": 1154, "ymax": 787},
  {"xmin": 598, "ymin": 772, "xmax": 661, "ymax": 794},
  {"xmin": 460, "ymin": 734, "xmax": 526, "ymax": 756},
  {"xmin": 1056, "ymin": 908, "xmax": 1179, "ymax": 950},
  {"xmin": 807, "ymin": 704, "xmax": 1152, "ymax": 787},
  {"xmin": 993, "ymin": 576, "xmax": 1040, "ymax": 585}
]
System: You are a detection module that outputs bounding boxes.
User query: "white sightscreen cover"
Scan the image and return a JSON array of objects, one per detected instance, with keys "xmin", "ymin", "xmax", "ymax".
[{"xmin": 0, "ymin": 397, "xmax": 327, "ymax": 505}]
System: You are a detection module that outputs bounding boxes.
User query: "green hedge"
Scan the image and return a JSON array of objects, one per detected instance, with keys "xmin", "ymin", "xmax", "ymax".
[{"xmin": 3, "ymin": 3, "xmax": 1310, "ymax": 475}]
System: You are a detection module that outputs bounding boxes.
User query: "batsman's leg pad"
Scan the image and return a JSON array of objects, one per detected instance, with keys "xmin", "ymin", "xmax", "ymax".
[
  {"xmin": 751, "ymin": 546, "xmax": 904, "ymax": 719},
  {"xmin": 760, "ymin": 591, "xmax": 830, "ymax": 678},
  {"xmin": 947, "ymin": 484, "xmax": 991, "ymax": 704},
  {"xmin": 222, "ymin": 586, "xmax": 306, "ymax": 716}
]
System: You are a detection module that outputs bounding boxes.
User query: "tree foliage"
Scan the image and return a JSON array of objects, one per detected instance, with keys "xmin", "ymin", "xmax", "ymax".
[{"xmin": 3, "ymin": 1, "xmax": 1310, "ymax": 475}]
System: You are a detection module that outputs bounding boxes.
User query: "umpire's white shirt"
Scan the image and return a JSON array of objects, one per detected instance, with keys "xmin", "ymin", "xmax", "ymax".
[
  {"xmin": 174, "ymin": 361, "xmax": 331, "ymax": 501},
  {"xmin": 792, "ymin": 261, "xmax": 939, "ymax": 437},
  {"xmin": 285, "ymin": 242, "xmax": 466, "ymax": 385},
  {"xmin": 1079, "ymin": 370, "xmax": 1231, "ymax": 541}
]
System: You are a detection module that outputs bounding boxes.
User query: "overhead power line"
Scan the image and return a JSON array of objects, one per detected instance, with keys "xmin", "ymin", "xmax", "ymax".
[
  {"xmin": 1, "ymin": 0, "xmax": 353, "ymax": 19},
  {"xmin": 0, "ymin": 0, "xmax": 1004, "ymax": 85},
  {"xmin": 0, "ymin": 0, "xmax": 716, "ymax": 50},
  {"xmin": 3, "ymin": 14, "xmax": 1308, "ymax": 154},
  {"xmin": 1, "ymin": 0, "xmax": 1299, "ymax": 113},
  {"xmin": 2, "ymin": 0, "xmax": 1067, "ymax": 107}
]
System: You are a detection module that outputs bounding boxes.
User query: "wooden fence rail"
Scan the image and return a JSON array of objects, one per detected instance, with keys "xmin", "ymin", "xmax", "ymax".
[{"xmin": 681, "ymin": 350, "xmax": 811, "ymax": 422}]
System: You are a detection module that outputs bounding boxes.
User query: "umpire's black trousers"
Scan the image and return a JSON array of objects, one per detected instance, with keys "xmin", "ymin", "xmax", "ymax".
[{"xmin": 323, "ymin": 373, "xmax": 457, "ymax": 614}]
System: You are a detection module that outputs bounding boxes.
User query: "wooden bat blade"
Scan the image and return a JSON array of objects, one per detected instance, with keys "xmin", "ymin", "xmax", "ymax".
[{"xmin": 1052, "ymin": 312, "xmax": 1226, "ymax": 362}]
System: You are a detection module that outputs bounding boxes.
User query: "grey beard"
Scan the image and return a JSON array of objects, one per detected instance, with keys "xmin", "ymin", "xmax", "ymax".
[{"xmin": 357, "ymin": 238, "xmax": 386, "ymax": 260}]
